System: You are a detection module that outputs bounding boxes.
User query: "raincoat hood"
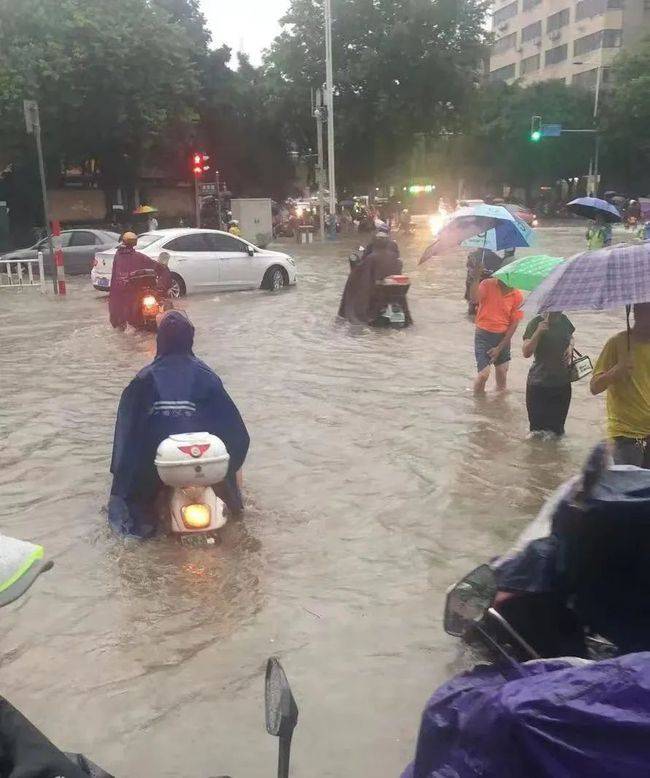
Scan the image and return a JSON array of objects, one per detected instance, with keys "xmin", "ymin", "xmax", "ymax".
[{"xmin": 156, "ymin": 311, "xmax": 194, "ymax": 357}]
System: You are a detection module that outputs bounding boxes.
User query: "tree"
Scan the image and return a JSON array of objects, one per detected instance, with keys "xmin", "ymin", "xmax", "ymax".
[
  {"xmin": 0, "ymin": 0, "xmax": 201, "ymax": 208},
  {"xmin": 459, "ymin": 80, "xmax": 594, "ymax": 199},
  {"xmin": 601, "ymin": 37, "xmax": 650, "ymax": 194},
  {"xmin": 264, "ymin": 0, "xmax": 491, "ymax": 191}
]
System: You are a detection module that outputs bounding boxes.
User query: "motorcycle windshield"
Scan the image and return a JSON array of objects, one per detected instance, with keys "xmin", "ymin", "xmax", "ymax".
[{"xmin": 403, "ymin": 653, "xmax": 650, "ymax": 778}]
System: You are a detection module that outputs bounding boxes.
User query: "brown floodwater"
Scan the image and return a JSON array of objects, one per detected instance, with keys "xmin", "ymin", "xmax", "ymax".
[{"xmin": 0, "ymin": 222, "xmax": 626, "ymax": 776}]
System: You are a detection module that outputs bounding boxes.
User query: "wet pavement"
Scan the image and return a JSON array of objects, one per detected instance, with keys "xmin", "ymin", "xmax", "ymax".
[{"xmin": 0, "ymin": 222, "xmax": 628, "ymax": 776}]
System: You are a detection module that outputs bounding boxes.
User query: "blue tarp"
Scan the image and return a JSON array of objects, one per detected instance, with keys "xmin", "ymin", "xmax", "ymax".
[{"xmin": 403, "ymin": 653, "xmax": 650, "ymax": 778}]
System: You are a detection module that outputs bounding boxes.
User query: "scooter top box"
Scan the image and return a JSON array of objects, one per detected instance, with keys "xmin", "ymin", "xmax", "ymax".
[{"xmin": 155, "ymin": 432, "xmax": 229, "ymax": 487}]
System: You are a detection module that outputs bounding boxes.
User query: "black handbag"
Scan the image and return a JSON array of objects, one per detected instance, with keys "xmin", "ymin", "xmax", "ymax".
[{"xmin": 569, "ymin": 348, "xmax": 593, "ymax": 382}]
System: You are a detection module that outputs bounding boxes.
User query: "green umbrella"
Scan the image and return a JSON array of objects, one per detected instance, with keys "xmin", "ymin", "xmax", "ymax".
[{"xmin": 493, "ymin": 254, "xmax": 565, "ymax": 292}]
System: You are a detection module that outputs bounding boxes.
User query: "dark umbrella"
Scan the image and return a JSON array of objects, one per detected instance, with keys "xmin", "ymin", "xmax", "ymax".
[{"xmin": 567, "ymin": 197, "xmax": 622, "ymax": 223}]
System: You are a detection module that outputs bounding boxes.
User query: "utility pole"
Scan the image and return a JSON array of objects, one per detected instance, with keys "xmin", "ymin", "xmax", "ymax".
[
  {"xmin": 324, "ymin": 0, "xmax": 337, "ymax": 227},
  {"xmin": 314, "ymin": 89, "xmax": 326, "ymax": 242},
  {"xmin": 24, "ymin": 100, "xmax": 56, "ymax": 293}
]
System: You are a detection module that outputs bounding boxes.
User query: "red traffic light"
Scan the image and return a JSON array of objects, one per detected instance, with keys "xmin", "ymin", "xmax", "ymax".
[{"xmin": 191, "ymin": 151, "xmax": 209, "ymax": 176}]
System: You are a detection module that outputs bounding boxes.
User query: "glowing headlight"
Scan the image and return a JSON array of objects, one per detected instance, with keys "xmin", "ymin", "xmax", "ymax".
[
  {"xmin": 142, "ymin": 295, "xmax": 158, "ymax": 311},
  {"xmin": 181, "ymin": 504, "xmax": 211, "ymax": 529}
]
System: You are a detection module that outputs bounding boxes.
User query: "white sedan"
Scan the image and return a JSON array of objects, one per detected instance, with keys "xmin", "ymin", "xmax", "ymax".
[{"xmin": 91, "ymin": 228, "xmax": 296, "ymax": 296}]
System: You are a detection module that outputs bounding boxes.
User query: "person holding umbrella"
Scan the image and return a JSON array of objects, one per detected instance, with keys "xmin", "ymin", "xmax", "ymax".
[
  {"xmin": 524, "ymin": 242, "xmax": 650, "ymax": 466},
  {"xmin": 586, "ymin": 214, "xmax": 612, "ymax": 250},
  {"xmin": 522, "ymin": 312, "xmax": 575, "ymax": 437},
  {"xmin": 565, "ymin": 197, "xmax": 620, "ymax": 250},
  {"xmin": 590, "ymin": 302, "xmax": 650, "ymax": 467},
  {"xmin": 473, "ymin": 263, "xmax": 524, "ymax": 394}
]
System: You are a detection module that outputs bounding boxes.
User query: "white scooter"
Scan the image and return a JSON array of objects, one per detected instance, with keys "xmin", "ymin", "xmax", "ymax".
[{"xmin": 155, "ymin": 432, "xmax": 230, "ymax": 546}]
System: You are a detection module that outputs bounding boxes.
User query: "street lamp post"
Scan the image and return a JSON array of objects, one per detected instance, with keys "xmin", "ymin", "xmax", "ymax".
[
  {"xmin": 324, "ymin": 0, "xmax": 337, "ymax": 226},
  {"xmin": 314, "ymin": 90, "xmax": 326, "ymax": 242},
  {"xmin": 573, "ymin": 59, "xmax": 602, "ymax": 195}
]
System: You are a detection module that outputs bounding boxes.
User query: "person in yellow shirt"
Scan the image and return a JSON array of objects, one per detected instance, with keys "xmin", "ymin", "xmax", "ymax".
[
  {"xmin": 591, "ymin": 303, "xmax": 650, "ymax": 467},
  {"xmin": 228, "ymin": 220, "xmax": 242, "ymax": 237}
]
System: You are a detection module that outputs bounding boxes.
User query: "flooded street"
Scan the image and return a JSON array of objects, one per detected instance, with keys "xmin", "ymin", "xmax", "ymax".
[{"xmin": 0, "ymin": 223, "xmax": 625, "ymax": 776}]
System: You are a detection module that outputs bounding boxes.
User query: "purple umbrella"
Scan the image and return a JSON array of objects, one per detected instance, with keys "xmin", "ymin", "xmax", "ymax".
[{"xmin": 524, "ymin": 242, "xmax": 650, "ymax": 314}]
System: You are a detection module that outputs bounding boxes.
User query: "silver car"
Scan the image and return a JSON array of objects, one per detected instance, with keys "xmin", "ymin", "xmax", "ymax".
[{"xmin": 1, "ymin": 229, "xmax": 120, "ymax": 276}]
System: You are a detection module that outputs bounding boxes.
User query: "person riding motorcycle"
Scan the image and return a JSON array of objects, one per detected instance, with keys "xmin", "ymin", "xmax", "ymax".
[
  {"xmin": 228, "ymin": 220, "xmax": 242, "ymax": 237},
  {"xmin": 490, "ymin": 443, "xmax": 650, "ymax": 657},
  {"xmin": 108, "ymin": 311, "xmax": 250, "ymax": 538},
  {"xmin": 108, "ymin": 232, "xmax": 171, "ymax": 329},
  {"xmin": 338, "ymin": 227, "xmax": 404, "ymax": 325}
]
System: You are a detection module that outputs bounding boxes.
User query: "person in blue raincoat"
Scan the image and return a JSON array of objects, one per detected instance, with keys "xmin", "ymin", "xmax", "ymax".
[{"xmin": 108, "ymin": 311, "xmax": 250, "ymax": 538}]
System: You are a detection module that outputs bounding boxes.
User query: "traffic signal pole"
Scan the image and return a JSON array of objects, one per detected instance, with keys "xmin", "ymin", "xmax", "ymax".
[
  {"xmin": 194, "ymin": 173, "xmax": 201, "ymax": 228},
  {"xmin": 24, "ymin": 100, "xmax": 58, "ymax": 294}
]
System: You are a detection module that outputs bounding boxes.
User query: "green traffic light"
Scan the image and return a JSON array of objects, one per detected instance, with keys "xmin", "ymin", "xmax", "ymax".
[{"xmin": 530, "ymin": 130, "xmax": 541, "ymax": 142}]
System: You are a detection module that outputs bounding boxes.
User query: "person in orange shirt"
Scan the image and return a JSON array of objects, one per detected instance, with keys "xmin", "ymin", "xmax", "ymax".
[{"xmin": 472, "ymin": 273, "xmax": 524, "ymax": 394}]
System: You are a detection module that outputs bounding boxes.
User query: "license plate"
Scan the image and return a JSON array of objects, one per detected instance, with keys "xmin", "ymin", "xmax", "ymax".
[
  {"xmin": 97, "ymin": 277, "xmax": 109, "ymax": 287},
  {"xmin": 179, "ymin": 533, "xmax": 218, "ymax": 547}
]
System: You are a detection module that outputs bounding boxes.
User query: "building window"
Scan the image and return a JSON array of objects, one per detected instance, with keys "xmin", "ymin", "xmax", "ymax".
[
  {"xmin": 572, "ymin": 68, "xmax": 599, "ymax": 88},
  {"xmin": 575, "ymin": 0, "xmax": 606, "ymax": 20},
  {"xmin": 492, "ymin": 32, "xmax": 517, "ymax": 55},
  {"xmin": 547, "ymin": 8, "xmax": 571, "ymax": 31},
  {"xmin": 522, "ymin": 20, "xmax": 542, "ymax": 41},
  {"xmin": 523, "ymin": 0, "xmax": 542, "ymax": 10},
  {"xmin": 521, "ymin": 53, "xmax": 541, "ymax": 74},
  {"xmin": 545, "ymin": 43, "xmax": 568, "ymax": 65},
  {"xmin": 490, "ymin": 63, "xmax": 517, "ymax": 81},
  {"xmin": 493, "ymin": 1, "xmax": 518, "ymax": 26},
  {"xmin": 574, "ymin": 28, "xmax": 622, "ymax": 56}
]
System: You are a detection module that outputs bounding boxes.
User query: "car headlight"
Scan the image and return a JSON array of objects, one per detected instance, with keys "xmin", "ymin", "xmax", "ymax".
[{"xmin": 287, "ymin": 257, "xmax": 295, "ymax": 266}]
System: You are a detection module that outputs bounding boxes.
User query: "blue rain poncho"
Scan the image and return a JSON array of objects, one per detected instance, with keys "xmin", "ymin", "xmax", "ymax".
[{"xmin": 108, "ymin": 311, "xmax": 250, "ymax": 537}]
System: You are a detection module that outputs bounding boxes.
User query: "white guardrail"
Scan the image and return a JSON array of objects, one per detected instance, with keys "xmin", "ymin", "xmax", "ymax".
[{"xmin": 0, "ymin": 252, "xmax": 47, "ymax": 292}]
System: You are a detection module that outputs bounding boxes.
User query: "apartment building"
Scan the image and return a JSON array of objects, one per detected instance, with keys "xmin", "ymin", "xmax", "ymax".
[{"xmin": 489, "ymin": 0, "xmax": 650, "ymax": 87}]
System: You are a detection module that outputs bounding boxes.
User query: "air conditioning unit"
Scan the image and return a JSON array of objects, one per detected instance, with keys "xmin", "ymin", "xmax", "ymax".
[
  {"xmin": 498, "ymin": 21, "xmax": 509, "ymax": 31},
  {"xmin": 534, "ymin": 37, "xmax": 542, "ymax": 46},
  {"xmin": 515, "ymin": 45, "xmax": 523, "ymax": 52},
  {"xmin": 549, "ymin": 29, "xmax": 561, "ymax": 40}
]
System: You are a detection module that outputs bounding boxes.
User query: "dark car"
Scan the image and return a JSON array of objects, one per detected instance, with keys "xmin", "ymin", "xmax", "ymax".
[{"xmin": 1, "ymin": 229, "xmax": 120, "ymax": 276}]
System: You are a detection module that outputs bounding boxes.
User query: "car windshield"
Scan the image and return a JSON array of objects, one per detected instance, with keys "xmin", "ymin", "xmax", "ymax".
[{"xmin": 134, "ymin": 233, "xmax": 164, "ymax": 249}]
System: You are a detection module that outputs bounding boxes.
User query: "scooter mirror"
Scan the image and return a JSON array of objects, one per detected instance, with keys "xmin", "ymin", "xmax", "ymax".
[
  {"xmin": 265, "ymin": 657, "xmax": 299, "ymax": 738},
  {"xmin": 444, "ymin": 564, "xmax": 496, "ymax": 637}
]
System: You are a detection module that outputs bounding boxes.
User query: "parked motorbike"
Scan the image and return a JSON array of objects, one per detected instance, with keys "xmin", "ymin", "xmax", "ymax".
[
  {"xmin": 155, "ymin": 432, "xmax": 232, "ymax": 547},
  {"xmin": 444, "ymin": 444, "xmax": 650, "ymax": 662},
  {"xmin": 126, "ymin": 268, "xmax": 169, "ymax": 330}
]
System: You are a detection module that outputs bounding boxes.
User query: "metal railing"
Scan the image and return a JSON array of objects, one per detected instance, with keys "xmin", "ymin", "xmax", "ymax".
[{"xmin": 0, "ymin": 252, "xmax": 47, "ymax": 292}]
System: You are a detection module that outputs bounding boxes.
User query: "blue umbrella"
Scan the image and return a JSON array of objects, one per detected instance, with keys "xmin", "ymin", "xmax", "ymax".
[
  {"xmin": 567, "ymin": 197, "xmax": 621, "ymax": 223},
  {"xmin": 461, "ymin": 216, "xmax": 534, "ymax": 251},
  {"xmin": 525, "ymin": 242, "xmax": 650, "ymax": 313},
  {"xmin": 420, "ymin": 204, "xmax": 532, "ymax": 264}
]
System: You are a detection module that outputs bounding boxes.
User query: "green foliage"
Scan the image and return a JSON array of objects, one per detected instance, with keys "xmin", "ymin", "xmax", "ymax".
[
  {"xmin": 462, "ymin": 80, "xmax": 595, "ymax": 192},
  {"xmin": 264, "ymin": 0, "xmax": 491, "ymax": 189},
  {"xmin": 0, "ymin": 0, "xmax": 201, "ymax": 180},
  {"xmin": 601, "ymin": 36, "xmax": 650, "ymax": 192}
]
